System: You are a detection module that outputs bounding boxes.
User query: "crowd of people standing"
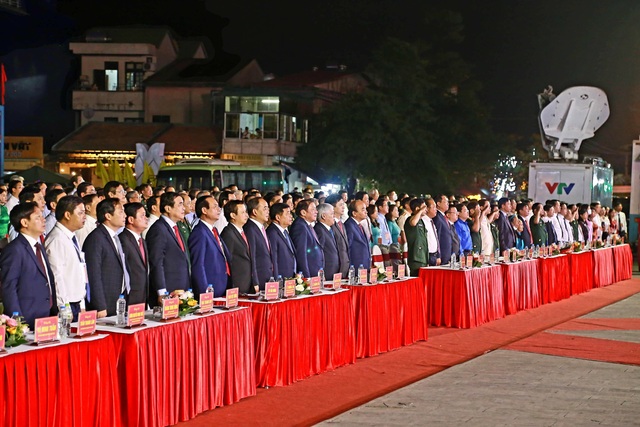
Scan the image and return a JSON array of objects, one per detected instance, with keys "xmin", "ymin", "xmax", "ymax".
[{"xmin": 0, "ymin": 175, "xmax": 627, "ymax": 330}]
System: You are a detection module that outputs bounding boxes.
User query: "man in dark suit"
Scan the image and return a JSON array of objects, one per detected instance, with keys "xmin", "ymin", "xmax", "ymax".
[
  {"xmin": 243, "ymin": 197, "xmax": 275, "ymax": 289},
  {"xmin": 314, "ymin": 203, "xmax": 340, "ymax": 276},
  {"xmin": 220, "ymin": 200, "xmax": 254, "ymax": 294},
  {"xmin": 496, "ymin": 197, "xmax": 516, "ymax": 252},
  {"xmin": 266, "ymin": 202, "xmax": 297, "ymax": 279},
  {"xmin": 0, "ymin": 203, "xmax": 57, "ymax": 328},
  {"xmin": 433, "ymin": 194, "xmax": 453, "ymax": 264},
  {"xmin": 344, "ymin": 200, "xmax": 371, "ymax": 269},
  {"xmin": 326, "ymin": 194, "xmax": 350, "ymax": 276},
  {"xmin": 84, "ymin": 198, "xmax": 128, "ymax": 317},
  {"xmin": 516, "ymin": 202, "xmax": 532, "ymax": 248},
  {"xmin": 119, "ymin": 202, "xmax": 149, "ymax": 307},
  {"xmin": 544, "ymin": 204, "xmax": 558, "ymax": 245},
  {"xmin": 188, "ymin": 195, "xmax": 231, "ymax": 297},
  {"xmin": 290, "ymin": 199, "xmax": 325, "ymax": 278},
  {"xmin": 146, "ymin": 192, "xmax": 191, "ymax": 306}
]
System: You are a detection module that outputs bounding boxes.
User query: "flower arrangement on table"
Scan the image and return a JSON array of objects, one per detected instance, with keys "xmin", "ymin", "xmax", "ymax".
[
  {"xmin": 550, "ymin": 243, "xmax": 560, "ymax": 256},
  {"xmin": 293, "ymin": 274, "xmax": 311, "ymax": 295},
  {"xmin": 612, "ymin": 234, "xmax": 623, "ymax": 245},
  {"xmin": 570, "ymin": 241, "xmax": 583, "ymax": 253},
  {"xmin": 377, "ymin": 266, "xmax": 387, "ymax": 281},
  {"xmin": 0, "ymin": 314, "xmax": 29, "ymax": 347},
  {"xmin": 593, "ymin": 240, "xmax": 605, "ymax": 249},
  {"xmin": 472, "ymin": 253, "xmax": 483, "ymax": 268},
  {"xmin": 170, "ymin": 289, "xmax": 199, "ymax": 316}
]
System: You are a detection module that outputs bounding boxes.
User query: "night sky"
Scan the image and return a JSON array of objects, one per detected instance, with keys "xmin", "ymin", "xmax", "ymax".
[{"xmin": 1, "ymin": 0, "xmax": 639, "ymax": 173}]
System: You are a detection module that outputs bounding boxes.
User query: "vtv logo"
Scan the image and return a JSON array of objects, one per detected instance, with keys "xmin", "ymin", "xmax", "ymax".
[{"xmin": 544, "ymin": 182, "xmax": 575, "ymax": 195}]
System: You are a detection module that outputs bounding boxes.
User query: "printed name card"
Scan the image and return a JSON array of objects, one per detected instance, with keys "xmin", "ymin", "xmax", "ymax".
[
  {"xmin": 385, "ymin": 266, "xmax": 393, "ymax": 281},
  {"xmin": 398, "ymin": 264, "xmax": 406, "ymax": 278},
  {"xmin": 490, "ymin": 253, "xmax": 495, "ymax": 264},
  {"xmin": 0, "ymin": 326, "xmax": 4, "ymax": 351},
  {"xmin": 369, "ymin": 268, "xmax": 377, "ymax": 284},
  {"xmin": 460, "ymin": 256, "xmax": 466, "ymax": 268},
  {"xmin": 162, "ymin": 297, "xmax": 180, "ymax": 320},
  {"xmin": 127, "ymin": 303, "xmax": 145, "ymax": 327},
  {"xmin": 466, "ymin": 255, "xmax": 473, "ymax": 268},
  {"xmin": 77, "ymin": 311, "xmax": 97, "ymax": 336},
  {"xmin": 310, "ymin": 276, "xmax": 321, "ymax": 293},
  {"xmin": 34, "ymin": 316, "xmax": 58, "ymax": 343},
  {"xmin": 265, "ymin": 282, "xmax": 279, "ymax": 301},
  {"xmin": 199, "ymin": 292, "xmax": 214, "ymax": 313},
  {"xmin": 226, "ymin": 288, "xmax": 239, "ymax": 307},
  {"xmin": 284, "ymin": 279, "xmax": 296, "ymax": 297},
  {"xmin": 332, "ymin": 273, "xmax": 342, "ymax": 290},
  {"xmin": 358, "ymin": 268, "xmax": 368, "ymax": 284}
]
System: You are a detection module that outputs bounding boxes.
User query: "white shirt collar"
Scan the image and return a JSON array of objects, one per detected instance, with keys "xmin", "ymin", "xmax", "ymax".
[{"xmin": 161, "ymin": 215, "xmax": 177, "ymax": 229}]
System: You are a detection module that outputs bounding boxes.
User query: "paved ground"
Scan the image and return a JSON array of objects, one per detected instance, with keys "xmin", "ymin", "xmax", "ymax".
[{"xmin": 320, "ymin": 283, "xmax": 640, "ymax": 426}]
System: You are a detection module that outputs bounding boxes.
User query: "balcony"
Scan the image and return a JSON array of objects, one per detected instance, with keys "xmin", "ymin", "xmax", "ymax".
[
  {"xmin": 72, "ymin": 88, "xmax": 144, "ymax": 112},
  {"xmin": 222, "ymin": 138, "xmax": 301, "ymax": 158}
]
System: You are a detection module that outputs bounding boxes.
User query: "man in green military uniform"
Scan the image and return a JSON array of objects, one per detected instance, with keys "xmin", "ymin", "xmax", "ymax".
[{"xmin": 404, "ymin": 198, "xmax": 430, "ymax": 276}]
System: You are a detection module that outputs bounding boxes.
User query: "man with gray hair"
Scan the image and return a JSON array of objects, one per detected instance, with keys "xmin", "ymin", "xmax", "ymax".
[{"xmin": 314, "ymin": 203, "xmax": 339, "ymax": 276}]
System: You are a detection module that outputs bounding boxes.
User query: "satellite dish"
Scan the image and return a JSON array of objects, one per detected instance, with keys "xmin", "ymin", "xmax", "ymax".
[{"xmin": 82, "ymin": 108, "xmax": 95, "ymax": 119}]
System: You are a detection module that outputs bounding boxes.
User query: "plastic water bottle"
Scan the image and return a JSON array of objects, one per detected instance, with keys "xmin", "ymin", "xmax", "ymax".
[
  {"xmin": 11, "ymin": 311, "xmax": 19, "ymax": 322},
  {"xmin": 206, "ymin": 284, "xmax": 214, "ymax": 293},
  {"xmin": 357, "ymin": 264, "xmax": 365, "ymax": 284},
  {"xmin": 348, "ymin": 265, "xmax": 355, "ymax": 285},
  {"xmin": 64, "ymin": 303, "xmax": 73, "ymax": 337},
  {"xmin": 494, "ymin": 248, "xmax": 500, "ymax": 262},
  {"xmin": 116, "ymin": 294, "xmax": 126, "ymax": 326},
  {"xmin": 318, "ymin": 268, "xmax": 325, "ymax": 287},
  {"xmin": 450, "ymin": 253, "xmax": 457, "ymax": 269},
  {"xmin": 58, "ymin": 306, "xmax": 66, "ymax": 339}
]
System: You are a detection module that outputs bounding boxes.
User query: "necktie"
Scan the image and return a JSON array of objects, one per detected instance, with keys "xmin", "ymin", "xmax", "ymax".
[
  {"xmin": 138, "ymin": 237, "xmax": 146, "ymax": 265},
  {"xmin": 284, "ymin": 230, "xmax": 294, "ymax": 252},
  {"xmin": 523, "ymin": 216, "xmax": 532, "ymax": 241},
  {"xmin": 240, "ymin": 230, "xmax": 249, "ymax": 250},
  {"xmin": 212, "ymin": 227, "xmax": 230, "ymax": 275},
  {"xmin": 35, "ymin": 243, "xmax": 52, "ymax": 308},
  {"xmin": 430, "ymin": 220, "xmax": 441, "ymax": 253},
  {"xmin": 359, "ymin": 223, "xmax": 366, "ymax": 239},
  {"xmin": 310, "ymin": 223, "xmax": 319, "ymax": 242},
  {"xmin": 261, "ymin": 226, "xmax": 271, "ymax": 251},
  {"xmin": 114, "ymin": 235, "xmax": 130, "ymax": 293},
  {"xmin": 40, "ymin": 234, "xmax": 45, "ymax": 245},
  {"xmin": 174, "ymin": 225, "xmax": 185, "ymax": 252}
]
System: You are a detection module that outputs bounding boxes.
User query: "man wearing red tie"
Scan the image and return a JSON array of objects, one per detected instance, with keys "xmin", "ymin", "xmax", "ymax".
[
  {"xmin": 146, "ymin": 192, "xmax": 191, "ymax": 305},
  {"xmin": 220, "ymin": 200, "xmax": 253, "ymax": 294},
  {"xmin": 119, "ymin": 202, "xmax": 149, "ymax": 307},
  {"xmin": 243, "ymin": 197, "xmax": 275, "ymax": 290},
  {"xmin": 290, "ymin": 199, "xmax": 325, "ymax": 278},
  {"xmin": 188, "ymin": 196, "xmax": 231, "ymax": 297},
  {"xmin": 0, "ymin": 203, "xmax": 57, "ymax": 328}
]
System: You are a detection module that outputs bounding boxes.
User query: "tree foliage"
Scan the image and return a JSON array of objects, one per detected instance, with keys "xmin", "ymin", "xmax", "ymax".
[{"xmin": 296, "ymin": 10, "xmax": 503, "ymax": 195}]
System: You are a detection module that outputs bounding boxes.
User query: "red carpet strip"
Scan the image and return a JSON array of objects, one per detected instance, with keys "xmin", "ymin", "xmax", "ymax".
[
  {"xmin": 549, "ymin": 318, "xmax": 640, "ymax": 331},
  {"xmin": 178, "ymin": 279, "xmax": 640, "ymax": 427}
]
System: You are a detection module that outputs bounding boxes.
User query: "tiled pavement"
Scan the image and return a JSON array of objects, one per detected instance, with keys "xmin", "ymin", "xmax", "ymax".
[{"xmin": 321, "ymin": 286, "xmax": 640, "ymax": 426}]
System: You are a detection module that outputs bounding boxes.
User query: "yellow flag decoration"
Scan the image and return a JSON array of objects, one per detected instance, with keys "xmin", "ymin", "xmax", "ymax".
[
  {"xmin": 108, "ymin": 159, "xmax": 123, "ymax": 183},
  {"xmin": 143, "ymin": 162, "xmax": 156, "ymax": 187},
  {"xmin": 123, "ymin": 161, "xmax": 137, "ymax": 189},
  {"xmin": 95, "ymin": 159, "xmax": 109, "ymax": 185}
]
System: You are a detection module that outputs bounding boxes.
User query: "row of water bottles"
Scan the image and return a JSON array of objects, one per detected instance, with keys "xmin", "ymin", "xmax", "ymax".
[{"xmin": 347, "ymin": 264, "xmax": 368, "ymax": 285}]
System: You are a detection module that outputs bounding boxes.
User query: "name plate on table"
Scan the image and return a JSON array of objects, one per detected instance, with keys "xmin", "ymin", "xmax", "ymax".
[
  {"xmin": 265, "ymin": 282, "xmax": 279, "ymax": 301},
  {"xmin": 284, "ymin": 279, "xmax": 296, "ymax": 297},
  {"xmin": 398, "ymin": 264, "xmax": 406, "ymax": 278},
  {"xmin": 460, "ymin": 256, "xmax": 467, "ymax": 269},
  {"xmin": 0, "ymin": 326, "xmax": 5, "ymax": 352},
  {"xmin": 76, "ymin": 311, "xmax": 97, "ymax": 337},
  {"xmin": 162, "ymin": 297, "xmax": 180, "ymax": 320},
  {"xmin": 310, "ymin": 276, "xmax": 321, "ymax": 293},
  {"xmin": 385, "ymin": 266, "xmax": 393, "ymax": 281},
  {"xmin": 199, "ymin": 292, "xmax": 214, "ymax": 313},
  {"xmin": 369, "ymin": 268, "xmax": 377, "ymax": 284},
  {"xmin": 358, "ymin": 269, "xmax": 368, "ymax": 284},
  {"xmin": 127, "ymin": 303, "xmax": 146, "ymax": 327},
  {"xmin": 34, "ymin": 316, "xmax": 59, "ymax": 344},
  {"xmin": 332, "ymin": 273, "xmax": 342, "ymax": 290},
  {"xmin": 490, "ymin": 253, "xmax": 495, "ymax": 264},
  {"xmin": 466, "ymin": 255, "xmax": 473, "ymax": 268},
  {"xmin": 226, "ymin": 288, "xmax": 239, "ymax": 308}
]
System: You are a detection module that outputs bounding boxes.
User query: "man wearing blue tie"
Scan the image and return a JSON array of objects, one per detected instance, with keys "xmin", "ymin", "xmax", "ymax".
[{"xmin": 266, "ymin": 202, "xmax": 297, "ymax": 279}]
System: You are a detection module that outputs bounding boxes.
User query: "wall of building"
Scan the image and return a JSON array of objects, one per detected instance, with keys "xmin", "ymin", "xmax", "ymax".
[{"xmin": 145, "ymin": 86, "xmax": 213, "ymax": 125}]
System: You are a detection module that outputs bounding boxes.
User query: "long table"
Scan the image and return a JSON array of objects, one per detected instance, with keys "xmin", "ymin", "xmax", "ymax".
[
  {"xmin": 0, "ymin": 334, "xmax": 120, "ymax": 427},
  {"xmin": 98, "ymin": 308, "xmax": 256, "ymax": 427},
  {"xmin": 343, "ymin": 277, "xmax": 428, "ymax": 358},
  {"xmin": 236, "ymin": 289, "xmax": 356, "ymax": 387},
  {"xmin": 420, "ymin": 245, "xmax": 633, "ymax": 329}
]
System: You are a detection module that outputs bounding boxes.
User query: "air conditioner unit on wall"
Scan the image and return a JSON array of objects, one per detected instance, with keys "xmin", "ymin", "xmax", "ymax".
[{"xmin": 143, "ymin": 56, "xmax": 156, "ymax": 72}]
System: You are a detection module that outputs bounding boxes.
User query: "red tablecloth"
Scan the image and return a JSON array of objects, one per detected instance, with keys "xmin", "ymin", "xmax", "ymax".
[
  {"xmin": 592, "ymin": 248, "xmax": 616, "ymax": 288},
  {"xmin": 107, "ymin": 309, "xmax": 256, "ymax": 427},
  {"xmin": 0, "ymin": 336, "xmax": 120, "ymax": 427},
  {"xmin": 537, "ymin": 255, "xmax": 571, "ymax": 303},
  {"xmin": 612, "ymin": 244, "xmax": 633, "ymax": 282},
  {"xmin": 568, "ymin": 251, "xmax": 594, "ymax": 295},
  {"xmin": 500, "ymin": 259, "xmax": 540, "ymax": 314},
  {"xmin": 241, "ymin": 290, "xmax": 356, "ymax": 387},
  {"xmin": 343, "ymin": 277, "xmax": 428, "ymax": 358},
  {"xmin": 419, "ymin": 265, "xmax": 505, "ymax": 328}
]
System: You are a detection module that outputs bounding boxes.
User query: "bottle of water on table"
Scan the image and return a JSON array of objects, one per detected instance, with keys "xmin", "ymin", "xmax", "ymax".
[{"xmin": 116, "ymin": 294, "xmax": 126, "ymax": 326}]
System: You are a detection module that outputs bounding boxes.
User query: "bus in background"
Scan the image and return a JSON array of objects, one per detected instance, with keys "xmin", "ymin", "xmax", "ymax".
[{"xmin": 156, "ymin": 159, "xmax": 286, "ymax": 193}]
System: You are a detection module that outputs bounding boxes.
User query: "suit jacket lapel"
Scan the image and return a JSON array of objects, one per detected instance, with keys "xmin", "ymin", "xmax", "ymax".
[{"xmin": 20, "ymin": 235, "xmax": 48, "ymax": 279}]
